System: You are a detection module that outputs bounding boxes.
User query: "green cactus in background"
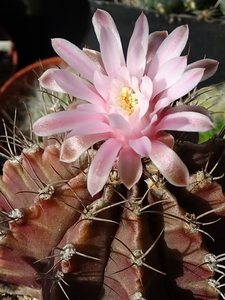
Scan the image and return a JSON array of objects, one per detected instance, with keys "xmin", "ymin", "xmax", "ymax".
[
  {"xmin": 122, "ymin": 0, "xmax": 225, "ymax": 18},
  {"xmin": 153, "ymin": 0, "xmax": 183, "ymax": 13},
  {"xmin": 182, "ymin": 0, "xmax": 206, "ymax": 10},
  {"xmin": 219, "ymin": 0, "xmax": 225, "ymax": 14}
]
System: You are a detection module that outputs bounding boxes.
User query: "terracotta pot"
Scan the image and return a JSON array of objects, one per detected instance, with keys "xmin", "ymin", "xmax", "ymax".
[
  {"xmin": 0, "ymin": 56, "xmax": 65, "ymax": 168},
  {"xmin": 0, "ymin": 56, "xmax": 64, "ymax": 109}
]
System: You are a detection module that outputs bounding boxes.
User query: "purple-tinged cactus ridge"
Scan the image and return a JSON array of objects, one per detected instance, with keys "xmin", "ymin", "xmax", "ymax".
[
  {"xmin": 1, "ymin": 129, "xmax": 225, "ymax": 299},
  {"xmin": 33, "ymin": 9, "xmax": 218, "ymax": 196}
]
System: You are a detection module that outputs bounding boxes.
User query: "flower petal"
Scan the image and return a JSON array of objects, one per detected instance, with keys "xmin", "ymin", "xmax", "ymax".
[
  {"xmin": 108, "ymin": 114, "xmax": 130, "ymax": 134},
  {"xmin": 146, "ymin": 31, "xmax": 168, "ymax": 65},
  {"xmin": 152, "ymin": 56, "xmax": 187, "ymax": 98},
  {"xmin": 129, "ymin": 136, "xmax": 152, "ymax": 157},
  {"xmin": 83, "ymin": 48, "xmax": 107, "ymax": 75},
  {"xmin": 147, "ymin": 25, "xmax": 189, "ymax": 79},
  {"xmin": 88, "ymin": 138, "xmax": 123, "ymax": 196},
  {"xmin": 33, "ymin": 110, "xmax": 86, "ymax": 136},
  {"xmin": 156, "ymin": 133, "xmax": 174, "ymax": 148},
  {"xmin": 93, "ymin": 70, "xmax": 111, "ymax": 100},
  {"xmin": 150, "ymin": 140, "xmax": 189, "ymax": 186},
  {"xmin": 39, "ymin": 69, "xmax": 66, "ymax": 92},
  {"xmin": 127, "ymin": 12, "xmax": 149, "ymax": 57},
  {"xmin": 60, "ymin": 133, "xmax": 111, "ymax": 163},
  {"xmin": 118, "ymin": 146, "xmax": 142, "ymax": 189},
  {"xmin": 93, "ymin": 9, "xmax": 125, "ymax": 72},
  {"xmin": 161, "ymin": 104, "xmax": 214, "ymax": 120},
  {"xmin": 137, "ymin": 76, "xmax": 153, "ymax": 117},
  {"xmin": 127, "ymin": 43, "xmax": 146, "ymax": 81},
  {"xmin": 127, "ymin": 13, "xmax": 149, "ymax": 79},
  {"xmin": 156, "ymin": 109, "xmax": 214, "ymax": 132},
  {"xmin": 185, "ymin": 58, "xmax": 219, "ymax": 82},
  {"xmin": 53, "ymin": 69, "xmax": 105, "ymax": 106},
  {"xmin": 160, "ymin": 68, "xmax": 204, "ymax": 100},
  {"xmin": 52, "ymin": 38, "xmax": 97, "ymax": 82},
  {"xmin": 33, "ymin": 109, "xmax": 108, "ymax": 136},
  {"xmin": 99, "ymin": 25, "xmax": 124, "ymax": 78},
  {"xmin": 93, "ymin": 9, "xmax": 123, "ymax": 53},
  {"xmin": 73, "ymin": 102, "xmax": 106, "ymax": 114},
  {"xmin": 66, "ymin": 120, "xmax": 112, "ymax": 136},
  {"xmin": 152, "ymin": 97, "xmax": 172, "ymax": 114}
]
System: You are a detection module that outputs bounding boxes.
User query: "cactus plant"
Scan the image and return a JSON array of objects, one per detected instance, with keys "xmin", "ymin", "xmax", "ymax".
[
  {"xmin": 120, "ymin": 0, "xmax": 225, "ymax": 21},
  {"xmin": 1, "ymin": 8, "xmax": 225, "ymax": 300}
]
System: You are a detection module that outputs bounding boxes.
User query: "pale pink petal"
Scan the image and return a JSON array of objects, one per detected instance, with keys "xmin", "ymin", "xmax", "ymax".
[
  {"xmin": 156, "ymin": 110, "xmax": 214, "ymax": 132},
  {"xmin": 152, "ymin": 56, "xmax": 187, "ymax": 98},
  {"xmin": 39, "ymin": 69, "xmax": 66, "ymax": 92},
  {"xmin": 152, "ymin": 97, "xmax": 172, "ymax": 114},
  {"xmin": 161, "ymin": 104, "xmax": 214, "ymax": 120},
  {"xmin": 33, "ymin": 109, "xmax": 108, "ymax": 137},
  {"xmin": 141, "ymin": 113, "xmax": 158, "ymax": 137},
  {"xmin": 74, "ymin": 102, "xmax": 106, "ymax": 114},
  {"xmin": 108, "ymin": 114, "xmax": 130, "ymax": 134},
  {"xmin": 150, "ymin": 140, "xmax": 189, "ymax": 186},
  {"xmin": 118, "ymin": 146, "xmax": 142, "ymax": 189},
  {"xmin": 146, "ymin": 31, "xmax": 168, "ymax": 65},
  {"xmin": 127, "ymin": 13, "xmax": 149, "ymax": 79},
  {"xmin": 60, "ymin": 133, "xmax": 111, "ymax": 162},
  {"xmin": 66, "ymin": 119, "xmax": 113, "ymax": 136},
  {"xmin": 137, "ymin": 76, "xmax": 152, "ymax": 117},
  {"xmin": 136, "ymin": 91, "xmax": 150, "ymax": 118},
  {"xmin": 52, "ymin": 38, "xmax": 97, "ymax": 82},
  {"xmin": 88, "ymin": 138, "xmax": 123, "ymax": 196},
  {"xmin": 129, "ymin": 136, "xmax": 152, "ymax": 157},
  {"xmin": 160, "ymin": 68, "xmax": 204, "ymax": 100},
  {"xmin": 99, "ymin": 25, "xmax": 124, "ymax": 78},
  {"xmin": 140, "ymin": 75, "xmax": 153, "ymax": 99},
  {"xmin": 147, "ymin": 25, "xmax": 189, "ymax": 79},
  {"xmin": 185, "ymin": 59, "xmax": 219, "ymax": 81},
  {"xmin": 128, "ymin": 12, "xmax": 149, "ymax": 56},
  {"xmin": 156, "ymin": 133, "xmax": 175, "ymax": 149},
  {"xmin": 117, "ymin": 66, "xmax": 131, "ymax": 86},
  {"xmin": 53, "ymin": 69, "xmax": 105, "ymax": 106},
  {"xmin": 33, "ymin": 110, "xmax": 87, "ymax": 136},
  {"xmin": 83, "ymin": 48, "xmax": 107, "ymax": 75},
  {"xmin": 93, "ymin": 70, "xmax": 111, "ymax": 100},
  {"xmin": 93, "ymin": 9, "xmax": 125, "ymax": 70},
  {"xmin": 66, "ymin": 100, "xmax": 87, "ymax": 110},
  {"xmin": 127, "ymin": 43, "xmax": 146, "ymax": 81}
]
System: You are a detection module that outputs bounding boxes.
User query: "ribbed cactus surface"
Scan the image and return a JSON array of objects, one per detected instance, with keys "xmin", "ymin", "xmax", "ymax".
[{"xmin": 1, "ymin": 130, "xmax": 225, "ymax": 299}]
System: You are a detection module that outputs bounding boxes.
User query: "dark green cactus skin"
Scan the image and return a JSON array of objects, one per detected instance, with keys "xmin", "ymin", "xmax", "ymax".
[
  {"xmin": 182, "ymin": 0, "xmax": 205, "ymax": 10},
  {"xmin": 1, "ymin": 124, "xmax": 225, "ymax": 299},
  {"xmin": 219, "ymin": 0, "xmax": 225, "ymax": 15},
  {"xmin": 139, "ymin": 0, "xmax": 183, "ymax": 13},
  {"xmin": 137, "ymin": 0, "xmax": 225, "ymax": 16}
]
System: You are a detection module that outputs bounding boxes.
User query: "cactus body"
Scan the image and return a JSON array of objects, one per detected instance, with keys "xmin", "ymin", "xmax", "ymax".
[
  {"xmin": 219, "ymin": 0, "xmax": 225, "ymax": 15},
  {"xmin": 182, "ymin": 0, "xmax": 205, "ymax": 10},
  {"xmin": 153, "ymin": 0, "xmax": 182, "ymax": 13},
  {"xmin": 1, "ymin": 132, "xmax": 225, "ymax": 299}
]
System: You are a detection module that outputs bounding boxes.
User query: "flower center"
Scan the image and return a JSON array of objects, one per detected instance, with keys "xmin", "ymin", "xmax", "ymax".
[{"xmin": 117, "ymin": 87, "xmax": 138, "ymax": 116}]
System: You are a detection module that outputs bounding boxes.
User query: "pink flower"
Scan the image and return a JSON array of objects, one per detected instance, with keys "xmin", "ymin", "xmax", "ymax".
[{"xmin": 33, "ymin": 9, "xmax": 218, "ymax": 196}]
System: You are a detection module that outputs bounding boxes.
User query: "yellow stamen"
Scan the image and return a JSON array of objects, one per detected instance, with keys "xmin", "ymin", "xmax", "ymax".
[{"xmin": 118, "ymin": 87, "xmax": 138, "ymax": 115}]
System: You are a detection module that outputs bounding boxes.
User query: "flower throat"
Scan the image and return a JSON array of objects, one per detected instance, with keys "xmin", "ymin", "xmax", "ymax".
[{"xmin": 118, "ymin": 87, "xmax": 138, "ymax": 115}]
